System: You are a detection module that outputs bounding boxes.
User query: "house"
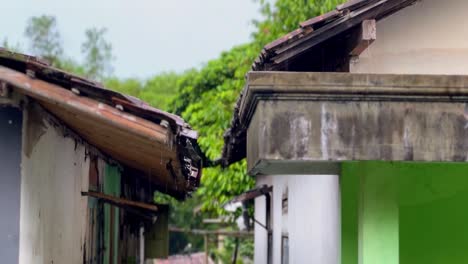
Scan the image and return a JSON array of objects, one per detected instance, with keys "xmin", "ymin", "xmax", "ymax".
[
  {"xmin": 222, "ymin": 0, "xmax": 468, "ymax": 263},
  {"xmin": 0, "ymin": 50, "xmax": 202, "ymax": 263}
]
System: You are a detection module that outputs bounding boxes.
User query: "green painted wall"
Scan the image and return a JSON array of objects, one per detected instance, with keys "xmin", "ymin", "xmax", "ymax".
[
  {"xmin": 341, "ymin": 162, "xmax": 468, "ymax": 264},
  {"xmin": 103, "ymin": 165, "xmax": 121, "ymax": 264}
]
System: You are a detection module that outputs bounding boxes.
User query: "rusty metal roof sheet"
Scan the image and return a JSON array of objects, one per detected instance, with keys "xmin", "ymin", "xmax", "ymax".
[
  {"xmin": 0, "ymin": 49, "xmax": 202, "ymax": 198},
  {"xmin": 221, "ymin": 0, "xmax": 418, "ymax": 166}
]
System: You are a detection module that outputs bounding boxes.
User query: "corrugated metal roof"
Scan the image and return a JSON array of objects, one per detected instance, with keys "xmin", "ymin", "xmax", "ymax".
[
  {"xmin": 0, "ymin": 49, "xmax": 202, "ymax": 198},
  {"xmin": 221, "ymin": 0, "xmax": 419, "ymax": 166}
]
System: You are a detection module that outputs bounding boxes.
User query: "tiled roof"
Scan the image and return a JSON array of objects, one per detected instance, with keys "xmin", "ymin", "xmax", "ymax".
[{"xmin": 253, "ymin": 0, "xmax": 418, "ymax": 71}]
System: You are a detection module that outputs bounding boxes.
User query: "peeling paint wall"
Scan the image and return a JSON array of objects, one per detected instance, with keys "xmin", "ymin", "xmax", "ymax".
[
  {"xmin": 351, "ymin": 0, "xmax": 468, "ymax": 75},
  {"xmin": 0, "ymin": 106, "xmax": 22, "ymax": 263},
  {"xmin": 12, "ymin": 103, "xmax": 166, "ymax": 264},
  {"xmin": 247, "ymin": 99, "xmax": 468, "ymax": 174},
  {"xmin": 19, "ymin": 106, "xmax": 90, "ymax": 264}
]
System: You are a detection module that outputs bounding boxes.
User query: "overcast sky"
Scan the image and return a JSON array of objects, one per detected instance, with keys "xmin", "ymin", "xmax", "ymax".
[{"xmin": 1, "ymin": 0, "xmax": 266, "ymax": 78}]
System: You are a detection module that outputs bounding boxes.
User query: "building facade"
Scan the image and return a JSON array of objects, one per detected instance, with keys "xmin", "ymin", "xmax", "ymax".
[
  {"xmin": 0, "ymin": 50, "xmax": 202, "ymax": 263},
  {"xmin": 222, "ymin": 0, "xmax": 468, "ymax": 263}
]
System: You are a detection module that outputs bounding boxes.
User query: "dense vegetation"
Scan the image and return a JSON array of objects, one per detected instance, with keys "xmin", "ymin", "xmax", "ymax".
[
  {"xmin": 172, "ymin": 0, "xmax": 345, "ymax": 213},
  {"xmin": 10, "ymin": 0, "xmax": 345, "ymax": 261}
]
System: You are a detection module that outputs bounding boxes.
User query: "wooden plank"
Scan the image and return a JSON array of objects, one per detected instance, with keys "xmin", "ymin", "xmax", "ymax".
[
  {"xmin": 300, "ymin": 10, "xmax": 341, "ymax": 29},
  {"xmin": 82, "ymin": 191, "xmax": 159, "ymax": 213},
  {"xmin": 337, "ymin": 0, "xmax": 374, "ymax": 11},
  {"xmin": 145, "ymin": 205, "xmax": 169, "ymax": 258},
  {"xmin": 227, "ymin": 185, "xmax": 272, "ymax": 204},
  {"xmin": 169, "ymin": 227, "xmax": 254, "ymax": 238},
  {"xmin": 103, "ymin": 165, "xmax": 121, "ymax": 264},
  {"xmin": 350, "ymin": 20, "xmax": 377, "ymax": 56}
]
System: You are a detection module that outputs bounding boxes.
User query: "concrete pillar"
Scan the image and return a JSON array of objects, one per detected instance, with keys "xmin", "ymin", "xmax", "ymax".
[{"xmin": 358, "ymin": 172, "xmax": 398, "ymax": 264}]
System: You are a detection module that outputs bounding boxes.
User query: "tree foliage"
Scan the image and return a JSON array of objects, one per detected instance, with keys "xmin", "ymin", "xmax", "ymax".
[
  {"xmin": 171, "ymin": 0, "xmax": 346, "ymax": 214},
  {"xmin": 104, "ymin": 72, "xmax": 179, "ymax": 111},
  {"xmin": 2, "ymin": 38, "xmax": 22, "ymax": 52},
  {"xmin": 24, "ymin": 15, "xmax": 114, "ymax": 81},
  {"xmin": 25, "ymin": 15, "xmax": 63, "ymax": 65},
  {"xmin": 82, "ymin": 28, "xmax": 114, "ymax": 80}
]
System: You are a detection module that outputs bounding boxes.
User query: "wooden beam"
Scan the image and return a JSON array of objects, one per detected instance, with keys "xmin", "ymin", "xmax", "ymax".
[
  {"xmin": 145, "ymin": 206, "xmax": 169, "ymax": 259},
  {"xmin": 204, "ymin": 234, "xmax": 209, "ymax": 264},
  {"xmin": 227, "ymin": 185, "xmax": 272, "ymax": 204},
  {"xmin": 82, "ymin": 191, "xmax": 158, "ymax": 212},
  {"xmin": 350, "ymin": 19, "xmax": 376, "ymax": 56},
  {"xmin": 169, "ymin": 227, "xmax": 254, "ymax": 238}
]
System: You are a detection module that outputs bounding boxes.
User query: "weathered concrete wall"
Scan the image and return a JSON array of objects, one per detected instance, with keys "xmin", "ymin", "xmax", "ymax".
[
  {"xmin": 243, "ymin": 72, "xmax": 468, "ymax": 175},
  {"xmin": 248, "ymin": 99, "xmax": 468, "ymax": 174},
  {"xmin": 351, "ymin": 0, "xmax": 468, "ymax": 75},
  {"xmin": 19, "ymin": 106, "xmax": 90, "ymax": 264},
  {"xmin": 254, "ymin": 174, "xmax": 340, "ymax": 264},
  {"xmin": 0, "ymin": 106, "xmax": 22, "ymax": 263}
]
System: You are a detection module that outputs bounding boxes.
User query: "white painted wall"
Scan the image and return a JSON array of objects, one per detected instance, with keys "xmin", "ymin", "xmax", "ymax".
[
  {"xmin": 254, "ymin": 176, "xmax": 272, "ymax": 264},
  {"xmin": 19, "ymin": 108, "xmax": 89, "ymax": 264},
  {"xmin": 254, "ymin": 174, "xmax": 340, "ymax": 264},
  {"xmin": 351, "ymin": 0, "xmax": 468, "ymax": 75}
]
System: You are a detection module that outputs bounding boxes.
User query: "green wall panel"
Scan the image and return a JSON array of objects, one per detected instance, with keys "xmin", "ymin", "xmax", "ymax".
[
  {"xmin": 341, "ymin": 165, "xmax": 359, "ymax": 264},
  {"xmin": 341, "ymin": 162, "xmax": 468, "ymax": 264},
  {"xmin": 103, "ymin": 165, "xmax": 121, "ymax": 264}
]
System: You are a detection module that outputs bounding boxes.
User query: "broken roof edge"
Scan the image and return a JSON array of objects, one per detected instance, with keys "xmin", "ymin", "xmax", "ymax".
[
  {"xmin": 221, "ymin": 0, "xmax": 420, "ymax": 166},
  {"xmin": 0, "ymin": 48, "xmax": 197, "ymax": 139},
  {"xmin": 0, "ymin": 49, "xmax": 203, "ymax": 198}
]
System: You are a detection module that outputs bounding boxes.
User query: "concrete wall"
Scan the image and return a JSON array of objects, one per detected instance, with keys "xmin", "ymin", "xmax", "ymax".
[
  {"xmin": 0, "ymin": 106, "xmax": 22, "ymax": 263},
  {"xmin": 251, "ymin": 164, "xmax": 468, "ymax": 264},
  {"xmin": 251, "ymin": 1, "xmax": 468, "ymax": 263},
  {"xmin": 19, "ymin": 106, "xmax": 90, "ymax": 264},
  {"xmin": 254, "ymin": 174, "xmax": 340, "ymax": 264},
  {"xmin": 351, "ymin": 0, "xmax": 468, "ymax": 75},
  {"xmin": 346, "ymin": 2, "xmax": 468, "ymax": 262}
]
